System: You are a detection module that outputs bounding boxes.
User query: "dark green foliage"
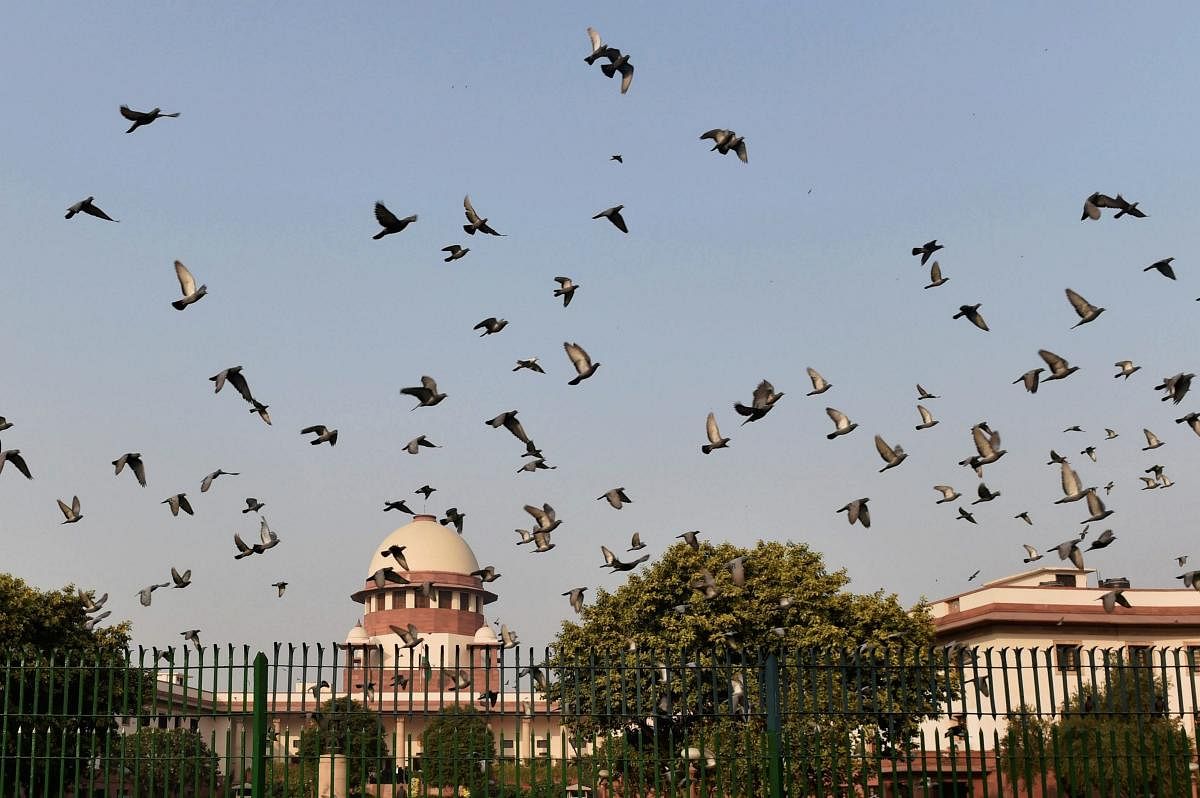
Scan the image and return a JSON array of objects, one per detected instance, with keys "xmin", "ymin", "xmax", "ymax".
[
  {"xmin": 298, "ymin": 696, "xmax": 390, "ymax": 789},
  {"xmin": 110, "ymin": 727, "xmax": 218, "ymax": 796},
  {"xmin": 1000, "ymin": 663, "xmax": 1192, "ymax": 798},
  {"xmin": 0, "ymin": 573, "xmax": 136, "ymax": 796},
  {"xmin": 420, "ymin": 705, "xmax": 495, "ymax": 797}
]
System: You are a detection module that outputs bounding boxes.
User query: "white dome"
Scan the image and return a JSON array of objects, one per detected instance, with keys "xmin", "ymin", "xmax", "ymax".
[
  {"xmin": 345, "ymin": 623, "xmax": 369, "ymax": 645},
  {"xmin": 366, "ymin": 515, "xmax": 481, "ymax": 578},
  {"xmin": 472, "ymin": 625, "xmax": 499, "ymax": 645}
]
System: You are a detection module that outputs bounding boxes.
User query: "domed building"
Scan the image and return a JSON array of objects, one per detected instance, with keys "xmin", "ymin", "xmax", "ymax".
[{"xmin": 342, "ymin": 514, "xmax": 502, "ymax": 694}]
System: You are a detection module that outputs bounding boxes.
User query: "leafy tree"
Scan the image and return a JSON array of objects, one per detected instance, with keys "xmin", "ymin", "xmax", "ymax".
[
  {"xmin": 420, "ymin": 705, "xmax": 495, "ymax": 797},
  {"xmin": 0, "ymin": 573, "xmax": 136, "ymax": 796},
  {"xmin": 298, "ymin": 696, "xmax": 390, "ymax": 789},
  {"xmin": 1000, "ymin": 664, "xmax": 1192, "ymax": 797},
  {"xmin": 546, "ymin": 540, "xmax": 945, "ymax": 794},
  {"xmin": 109, "ymin": 727, "xmax": 218, "ymax": 796}
]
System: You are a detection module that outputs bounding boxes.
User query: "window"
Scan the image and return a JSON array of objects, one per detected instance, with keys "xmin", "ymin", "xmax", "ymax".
[
  {"xmin": 459, "ymin": 592, "xmax": 468, "ymax": 610},
  {"xmin": 414, "ymin": 591, "xmax": 428, "ymax": 609},
  {"xmin": 189, "ymin": 718, "xmax": 199, "ymax": 732},
  {"xmin": 501, "ymin": 740, "xmax": 514, "ymax": 751},
  {"xmin": 1128, "ymin": 646, "xmax": 1153, "ymax": 668},
  {"xmin": 438, "ymin": 590, "xmax": 452, "ymax": 608},
  {"xmin": 390, "ymin": 590, "xmax": 403, "ymax": 610},
  {"xmin": 946, "ymin": 598, "xmax": 960, "ymax": 614},
  {"xmin": 1056, "ymin": 644, "xmax": 1081, "ymax": 672},
  {"xmin": 1188, "ymin": 646, "xmax": 1200, "ymax": 670},
  {"xmin": 1054, "ymin": 573, "xmax": 1077, "ymax": 587}
]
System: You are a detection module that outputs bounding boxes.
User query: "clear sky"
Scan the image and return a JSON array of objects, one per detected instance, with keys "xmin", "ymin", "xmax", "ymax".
[{"xmin": 3, "ymin": 3, "xmax": 1199, "ymax": 654}]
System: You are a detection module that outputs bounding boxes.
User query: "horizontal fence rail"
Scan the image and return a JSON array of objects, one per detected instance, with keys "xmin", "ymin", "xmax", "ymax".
[{"xmin": 1, "ymin": 645, "xmax": 1198, "ymax": 797}]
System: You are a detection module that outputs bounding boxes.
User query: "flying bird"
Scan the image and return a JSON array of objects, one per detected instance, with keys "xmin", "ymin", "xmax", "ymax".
[
  {"xmin": 924, "ymin": 262, "xmax": 948, "ymax": 289},
  {"xmin": 441, "ymin": 507, "xmax": 466, "ymax": 534},
  {"xmin": 380, "ymin": 545, "xmax": 409, "ymax": 569},
  {"xmin": 838, "ymin": 498, "xmax": 871, "ymax": 528},
  {"xmin": 805, "ymin": 368, "xmax": 832, "ymax": 396},
  {"xmin": 1081, "ymin": 446, "xmax": 1097, "ymax": 462},
  {"xmin": 301, "ymin": 425, "xmax": 338, "ymax": 446},
  {"xmin": 598, "ymin": 487, "xmax": 633, "ymax": 509},
  {"xmin": 474, "ymin": 317, "xmax": 508, "ymax": 336},
  {"xmin": 272, "ymin": 582, "xmax": 288, "ymax": 598},
  {"xmin": 1114, "ymin": 361, "xmax": 1140, "ymax": 379},
  {"xmin": 373, "ymin": 203, "xmax": 417, "ymax": 239},
  {"xmin": 137, "ymin": 582, "xmax": 170, "ymax": 607},
  {"xmin": 57, "ymin": 496, "xmax": 82, "ymax": 523},
  {"xmin": 971, "ymin": 483, "xmax": 1001, "ymax": 504},
  {"xmin": 956, "ymin": 507, "xmax": 977, "ymax": 524},
  {"xmin": 1143, "ymin": 257, "xmax": 1176, "ymax": 280},
  {"xmin": 249, "ymin": 401, "xmax": 272, "ymax": 425},
  {"xmin": 960, "ymin": 423, "xmax": 1006, "ymax": 474},
  {"xmin": 677, "ymin": 530, "xmax": 701, "ymax": 549},
  {"xmin": 200, "ymin": 469, "xmax": 238, "ymax": 493},
  {"xmin": 702, "ymin": 412, "xmax": 730, "ymax": 454},
  {"xmin": 825, "ymin": 408, "xmax": 857, "ymax": 439},
  {"xmin": 600, "ymin": 546, "xmax": 649, "ymax": 572},
  {"xmin": 1013, "ymin": 368, "xmax": 1043, "ymax": 394},
  {"xmin": 912, "ymin": 240, "xmax": 943, "ymax": 266},
  {"xmin": 470, "ymin": 566, "xmax": 501, "ymax": 583},
  {"xmin": 1098, "ymin": 589, "xmax": 1131, "ymax": 614},
  {"xmin": 441, "ymin": 245, "xmax": 469, "ymax": 262},
  {"xmin": 874, "ymin": 435, "xmax": 907, "ymax": 472},
  {"xmin": 1022, "ymin": 544, "xmax": 1042, "ymax": 563},
  {"xmin": 563, "ymin": 587, "xmax": 586, "ymax": 615},
  {"xmin": 170, "ymin": 567, "xmax": 191, "ymax": 589},
  {"xmin": 65, "ymin": 196, "xmax": 117, "ymax": 222},
  {"xmin": 112, "ymin": 453, "xmax": 146, "ymax": 487},
  {"xmin": 592, "ymin": 205, "xmax": 628, "ymax": 233},
  {"xmin": 462, "ymin": 195, "xmax": 504, "ymax": 236},
  {"xmin": 1142, "ymin": 429, "xmax": 1164, "ymax": 450},
  {"xmin": 1104, "ymin": 429, "xmax": 1119, "ymax": 440},
  {"xmin": 553, "ymin": 276, "xmax": 578, "ymax": 307},
  {"xmin": 1064, "ymin": 288, "xmax": 1104, "ymax": 327},
  {"xmin": 531, "ymin": 530, "xmax": 556, "ymax": 552},
  {"xmin": 628, "ymin": 532, "xmax": 646, "ymax": 551},
  {"xmin": 1015, "ymin": 511, "xmax": 1032, "ymax": 525},
  {"xmin": 119, "ymin": 105, "xmax": 179, "ymax": 133},
  {"xmin": 1085, "ymin": 529, "xmax": 1117, "ymax": 551},
  {"xmin": 162, "ymin": 493, "xmax": 194, "ymax": 517},
  {"xmin": 917, "ymin": 384, "xmax": 940, "ymax": 400},
  {"xmin": 486, "ymin": 410, "xmax": 531, "ymax": 445},
  {"xmin": 414, "ymin": 485, "xmax": 436, "ymax": 501},
  {"xmin": 584, "ymin": 27, "xmax": 616, "ymax": 64},
  {"xmin": 1080, "ymin": 489, "xmax": 1113, "ymax": 524},
  {"xmin": 1055, "ymin": 460, "xmax": 1091, "ymax": 504},
  {"xmin": 1039, "ymin": 349, "xmax": 1079, "ymax": 382},
  {"xmin": 1050, "ymin": 539, "xmax": 1085, "ymax": 570},
  {"xmin": 403, "ymin": 435, "xmax": 439, "ymax": 454},
  {"xmin": 513, "ymin": 358, "xmax": 544, "ymax": 374},
  {"xmin": 563, "ymin": 342, "xmax": 600, "ymax": 385},
  {"xmin": 369, "ymin": 567, "xmax": 409, "ymax": 588},
  {"xmin": 700, "ymin": 129, "xmax": 748, "ymax": 163},
  {"xmin": 611, "ymin": 154, "xmax": 622, "ymax": 163},
  {"xmin": 952, "ymin": 304, "xmax": 989, "ymax": 331},
  {"xmin": 383, "ymin": 500, "xmax": 414, "ymax": 514},
  {"xmin": 1156, "ymin": 373, "xmax": 1194, "ymax": 404},
  {"xmin": 599, "ymin": 49, "xmax": 634, "ymax": 94},
  {"xmin": 243, "ymin": 498, "xmax": 265, "ymax": 514},
  {"xmin": 524, "ymin": 504, "xmax": 560, "ymax": 533},
  {"xmin": 210, "ymin": 366, "xmax": 257, "ymax": 403},
  {"xmin": 389, "ymin": 624, "xmax": 425, "ymax": 649},
  {"xmin": 170, "ymin": 261, "xmax": 207, "ymax": 310},
  {"xmin": 1177, "ymin": 412, "xmax": 1200, "ymax": 437},
  {"xmin": 400, "ymin": 376, "xmax": 447, "ymax": 409},
  {"xmin": 915, "ymin": 405, "xmax": 939, "ymax": 430},
  {"xmin": 933, "ymin": 485, "xmax": 960, "ymax": 504}
]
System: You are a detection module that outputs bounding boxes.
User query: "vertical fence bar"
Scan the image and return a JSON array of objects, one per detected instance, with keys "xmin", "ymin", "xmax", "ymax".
[
  {"xmin": 764, "ymin": 652, "xmax": 783, "ymax": 798},
  {"xmin": 251, "ymin": 651, "xmax": 267, "ymax": 797}
]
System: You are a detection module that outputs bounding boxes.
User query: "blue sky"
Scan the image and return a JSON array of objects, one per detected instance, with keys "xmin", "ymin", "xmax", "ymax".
[{"xmin": 3, "ymin": 3, "xmax": 1200, "ymax": 652}]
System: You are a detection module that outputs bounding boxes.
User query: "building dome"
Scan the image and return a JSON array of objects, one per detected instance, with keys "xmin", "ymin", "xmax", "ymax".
[
  {"xmin": 366, "ymin": 515, "xmax": 481, "ymax": 577},
  {"xmin": 344, "ymin": 622, "xmax": 369, "ymax": 646},
  {"xmin": 472, "ymin": 625, "xmax": 499, "ymax": 645}
]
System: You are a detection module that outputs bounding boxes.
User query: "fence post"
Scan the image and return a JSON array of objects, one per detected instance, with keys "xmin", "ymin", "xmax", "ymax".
[
  {"xmin": 765, "ymin": 652, "xmax": 784, "ymax": 798},
  {"xmin": 252, "ymin": 651, "xmax": 268, "ymax": 797}
]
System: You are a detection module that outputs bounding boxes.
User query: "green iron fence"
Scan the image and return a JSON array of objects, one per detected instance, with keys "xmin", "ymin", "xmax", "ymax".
[{"xmin": 2, "ymin": 645, "xmax": 1198, "ymax": 797}]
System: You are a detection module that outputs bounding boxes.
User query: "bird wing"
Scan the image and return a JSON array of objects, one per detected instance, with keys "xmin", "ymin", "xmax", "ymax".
[
  {"xmin": 563, "ymin": 342, "xmax": 591, "ymax": 373},
  {"xmin": 1085, "ymin": 489, "xmax": 1104, "ymax": 516},
  {"xmin": 874, "ymin": 435, "xmax": 896, "ymax": 463},
  {"xmin": 826, "ymin": 407, "xmax": 849, "ymax": 429},
  {"xmin": 1038, "ymin": 349, "xmax": 1067, "ymax": 373},
  {"xmin": 1061, "ymin": 461, "xmax": 1081, "ymax": 496},
  {"xmin": 1144, "ymin": 428, "xmax": 1159, "ymax": 446},
  {"xmin": 1069, "ymin": 546, "xmax": 1084, "ymax": 570},
  {"xmin": 700, "ymin": 129, "xmax": 730, "ymax": 144},
  {"xmin": 234, "ymin": 533, "xmax": 251, "ymax": 553},
  {"xmin": 1023, "ymin": 544, "xmax": 1039, "ymax": 558},
  {"xmin": 420, "ymin": 375, "xmax": 438, "ymax": 392},
  {"xmin": 554, "ymin": 276, "xmax": 572, "ymax": 287},
  {"xmin": 374, "ymin": 202, "xmax": 401, "ymax": 228},
  {"xmin": 301, "ymin": 425, "xmax": 327, "ymax": 435},
  {"xmin": 587, "ymin": 27, "xmax": 602, "ymax": 53},
  {"xmin": 130, "ymin": 458, "xmax": 146, "ymax": 486},
  {"xmin": 752, "ymin": 380, "xmax": 777, "ymax": 407},
  {"xmin": 706, "ymin": 412, "xmax": 722, "ymax": 443},
  {"xmin": 463, "ymin": 195, "xmax": 481, "ymax": 225},
  {"xmin": 934, "ymin": 485, "xmax": 954, "ymax": 498},
  {"xmin": 174, "ymin": 261, "xmax": 197, "ymax": 296},
  {"xmin": 119, "ymin": 105, "xmax": 144, "ymax": 121},
  {"xmin": 201, "ymin": 472, "xmax": 215, "ymax": 493},
  {"xmin": 524, "ymin": 504, "xmax": 550, "ymax": 527},
  {"xmin": 917, "ymin": 405, "xmax": 934, "ymax": 425},
  {"xmin": 805, "ymin": 368, "xmax": 826, "ymax": 391},
  {"xmin": 1064, "ymin": 288, "xmax": 1093, "ymax": 318},
  {"xmin": 929, "ymin": 262, "xmax": 942, "ymax": 282},
  {"xmin": 617, "ymin": 62, "xmax": 634, "ymax": 93},
  {"xmin": 609, "ymin": 208, "xmax": 629, "ymax": 233},
  {"xmin": 57, "ymin": 498, "xmax": 72, "ymax": 519},
  {"xmin": 171, "ymin": 566, "xmax": 185, "ymax": 584},
  {"xmin": 600, "ymin": 545, "xmax": 616, "ymax": 565},
  {"xmin": 972, "ymin": 425, "xmax": 994, "ymax": 458},
  {"xmin": 1091, "ymin": 193, "xmax": 1122, "ymax": 209},
  {"xmin": 226, "ymin": 370, "xmax": 255, "ymax": 403}
]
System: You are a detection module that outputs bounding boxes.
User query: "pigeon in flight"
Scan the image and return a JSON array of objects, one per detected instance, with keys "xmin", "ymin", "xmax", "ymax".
[
  {"xmin": 272, "ymin": 582, "xmax": 288, "ymax": 598},
  {"xmin": 57, "ymin": 496, "xmax": 82, "ymax": 523},
  {"xmin": 369, "ymin": 567, "xmax": 409, "ymax": 588},
  {"xmin": 628, "ymin": 532, "xmax": 646, "ymax": 551},
  {"xmin": 372, "ymin": 203, "xmax": 417, "ymax": 239},
  {"xmin": 383, "ymin": 500, "xmax": 414, "ymax": 514},
  {"xmin": 65, "ymin": 196, "xmax": 117, "ymax": 221},
  {"xmin": 441, "ymin": 245, "xmax": 469, "ymax": 262},
  {"xmin": 1156, "ymin": 373, "xmax": 1194, "ymax": 404},
  {"xmin": 119, "ymin": 105, "xmax": 179, "ymax": 133},
  {"xmin": 462, "ymin": 195, "xmax": 504, "ymax": 236},
  {"xmin": 563, "ymin": 587, "xmax": 587, "ymax": 615},
  {"xmin": 1080, "ymin": 490, "xmax": 1113, "ymax": 523},
  {"xmin": 874, "ymin": 436, "xmax": 907, "ymax": 472},
  {"xmin": 959, "ymin": 423, "xmax": 1006, "ymax": 475},
  {"xmin": 593, "ymin": 205, "xmax": 628, "ymax": 233},
  {"xmin": 563, "ymin": 342, "xmax": 601, "ymax": 385},
  {"xmin": 200, "ymin": 469, "xmax": 238, "ymax": 493},
  {"xmin": 677, "ymin": 530, "xmax": 701, "ymax": 549},
  {"xmin": 210, "ymin": 366, "xmax": 257, "ymax": 403},
  {"xmin": 735, "ymin": 380, "xmax": 784, "ymax": 424},
  {"xmin": 924, "ymin": 262, "xmax": 948, "ymax": 289},
  {"xmin": 513, "ymin": 358, "xmax": 544, "ymax": 374},
  {"xmin": 599, "ymin": 49, "xmax": 634, "ymax": 94},
  {"xmin": 517, "ymin": 458, "xmax": 556, "ymax": 473},
  {"xmin": 702, "ymin": 412, "xmax": 730, "ymax": 454},
  {"xmin": 1142, "ymin": 428, "xmax": 1164, "ymax": 450},
  {"xmin": 474, "ymin": 317, "xmax": 508, "ymax": 336},
  {"xmin": 825, "ymin": 408, "xmax": 857, "ymax": 439},
  {"xmin": 170, "ymin": 567, "xmax": 191, "ymax": 588},
  {"xmin": 181, "ymin": 629, "xmax": 202, "ymax": 651},
  {"xmin": 389, "ymin": 623, "xmax": 425, "ymax": 649},
  {"xmin": 1013, "ymin": 368, "xmax": 1044, "ymax": 394},
  {"xmin": 524, "ymin": 503, "xmax": 560, "ymax": 533},
  {"xmin": 400, "ymin": 376, "xmax": 447, "ymax": 409},
  {"xmin": 600, "ymin": 546, "xmax": 649, "ymax": 572},
  {"xmin": 952, "ymin": 304, "xmax": 989, "ymax": 331},
  {"xmin": 531, "ymin": 530, "xmax": 556, "ymax": 552},
  {"xmin": 0, "ymin": 417, "xmax": 11, "ymax": 432},
  {"xmin": 249, "ymin": 401, "xmax": 272, "ymax": 425},
  {"xmin": 967, "ymin": 570, "xmax": 981, "ymax": 581},
  {"xmin": 915, "ymin": 405, "xmax": 939, "ymax": 430},
  {"xmin": 553, "ymin": 277, "xmax": 578, "ymax": 307},
  {"xmin": 1177, "ymin": 412, "xmax": 1200, "ymax": 437},
  {"xmin": 441, "ymin": 507, "xmax": 466, "ymax": 534},
  {"xmin": 933, "ymin": 485, "xmax": 960, "ymax": 504},
  {"xmin": 1143, "ymin": 257, "xmax": 1176, "ymax": 279},
  {"xmin": 403, "ymin": 435, "xmax": 439, "ymax": 454},
  {"xmin": 1178, "ymin": 556, "xmax": 1189, "ymax": 567},
  {"xmin": 912, "ymin": 240, "xmax": 943, "ymax": 266},
  {"xmin": 1085, "ymin": 529, "xmax": 1117, "ymax": 551},
  {"xmin": 380, "ymin": 545, "xmax": 409, "ymax": 569},
  {"xmin": 112, "ymin": 453, "xmax": 147, "ymax": 487},
  {"xmin": 471, "ymin": 566, "xmax": 502, "ymax": 583},
  {"xmin": 838, "ymin": 498, "xmax": 870, "ymax": 528},
  {"xmin": 1064, "ymin": 288, "xmax": 1104, "ymax": 327},
  {"xmin": 1114, "ymin": 361, "xmax": 1140, "ymax": 379},
  {"xmin": 700, "ymin": 129, "xmax": 748, "ymax": 163},
  {"xmin": 1050, "ymin": 539, "xmax": 1085, "ymax": 570},
  {"xmin": 805, "ymin": 368, "xmax": 832, "ymax": 396},
  {"xmin": 917, "ymin": 384, "xmax": 940, "ymax": 400},
  {"xmin": 1098, "ymin": 589, "xmax": 1131, "ymax": 613},
  {"xmin": 956, "ymin": 507, "xmax": 977, "ymax": 524},
  {"xmin": 1081, "ymin": 446, "xmax": 1097, "ymax": 462},
  {"xmin": 1039, "ymin": 349, "xmax": 1079, "ymax": 382},
  {"xmin": 243, "ymin": 498, "xmax": 265, "ymax": 514},
  {"xmin": 611, "ymin": 154, "xmax": 622, "ymax": 163},
  {"xmin": 414, "ymin": 485, "xmax": 436, "ymax": 500},
  {"xmin": 971, "ymin": 483, "xmax": 1001, "ymax": 504},
  {"xmin": 1022, "ymin": 544, "xmax": 1042, "ymax": 563},
  {"xmin": 171, "ymin": 261, "xmax": 207, "ymax": 310},
  {"xmin": 1015, "ymin": 511, "xmax": 1032, "ymax": 525},
  {"xmin": 301, "ymin": 425, "xmax": 338, "ymax": 446},
  {"xmin": 162, "ymin": 493, "xmax": 194, "ymax": 516},
  {"xmin": 1104, "ymin": 429, "xmax": 1119, "ymax": 440},
  {"xmin": 1055, "ymin": 460, "xmax": 1091, "ymax": 504},
  {"xmin": 486, "ymin": 410, "xmax": 531, "ymax": 445},
  {"xmin": 137, "ymin": 582, "xmax": 170, "ymax": 607},
  {"xmin": 598, "ymin": 487, "xmax": 633, "ymax": 509},
  {"xmin": 584, "ymin": 27, "xmax": 617, "ymax": 64}
]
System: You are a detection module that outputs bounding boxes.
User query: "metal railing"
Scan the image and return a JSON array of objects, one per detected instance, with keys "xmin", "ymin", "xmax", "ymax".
[{"xmin": 2, "ymin": 645, "xmax": 1197, "ymax": 797}]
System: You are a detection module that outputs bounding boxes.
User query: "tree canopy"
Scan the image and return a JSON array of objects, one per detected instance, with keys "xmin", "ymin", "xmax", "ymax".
[
  {"xmin": 546, "ymin": 540, "xmax": 944, "ymax": 794},
  {"xmin": 0, "ymin": 573, "xmax": 134, "ymax": 796},
  {"xmin": 420, "ymin": 705, "xmax": 495, "ymax": 796},
  {"xmin": 298, "ymin": 696, "xmax": 390, "ymax": 788},
  {"xmin": 111, "ymin": 727, "xmax": 219, "ymax": 795}
]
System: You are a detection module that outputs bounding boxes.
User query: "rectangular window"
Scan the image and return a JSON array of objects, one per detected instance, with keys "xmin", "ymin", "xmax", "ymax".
[
  {"xmin": 438, "ymin": 590, "xmax": 452, "ymax": 608},
  {"xmin": 1056, "ymin": 644, "xmax": 1081, "ymax": 672},
  {"xmin": 1128, "ymin": 646, "xmax": 1153, "ymax": 668},
  {"xmin": 459, "ymin": 592, "xmax": 468, "ymax": 610},
  {"xmin": 946, "ymin": 598, "xmax": 960, "ymax": 614},
  {"xmin": 390, "ymin": 590, "xmax": 402, "ymax": 610},
  {"xmin": 501, "ymin": 740, "xmax": 514, "ymax": 751},
  {"xmin": 1055, "ymin": 573, "xmax": 1077, "ymax": 587},
  {"xmin": 190, "ymin": 718, "xmax": 199, "ymax": 732},
  {"xmin": 414, "ymin": 591, "xmax": 428, "ymax": 609}
]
